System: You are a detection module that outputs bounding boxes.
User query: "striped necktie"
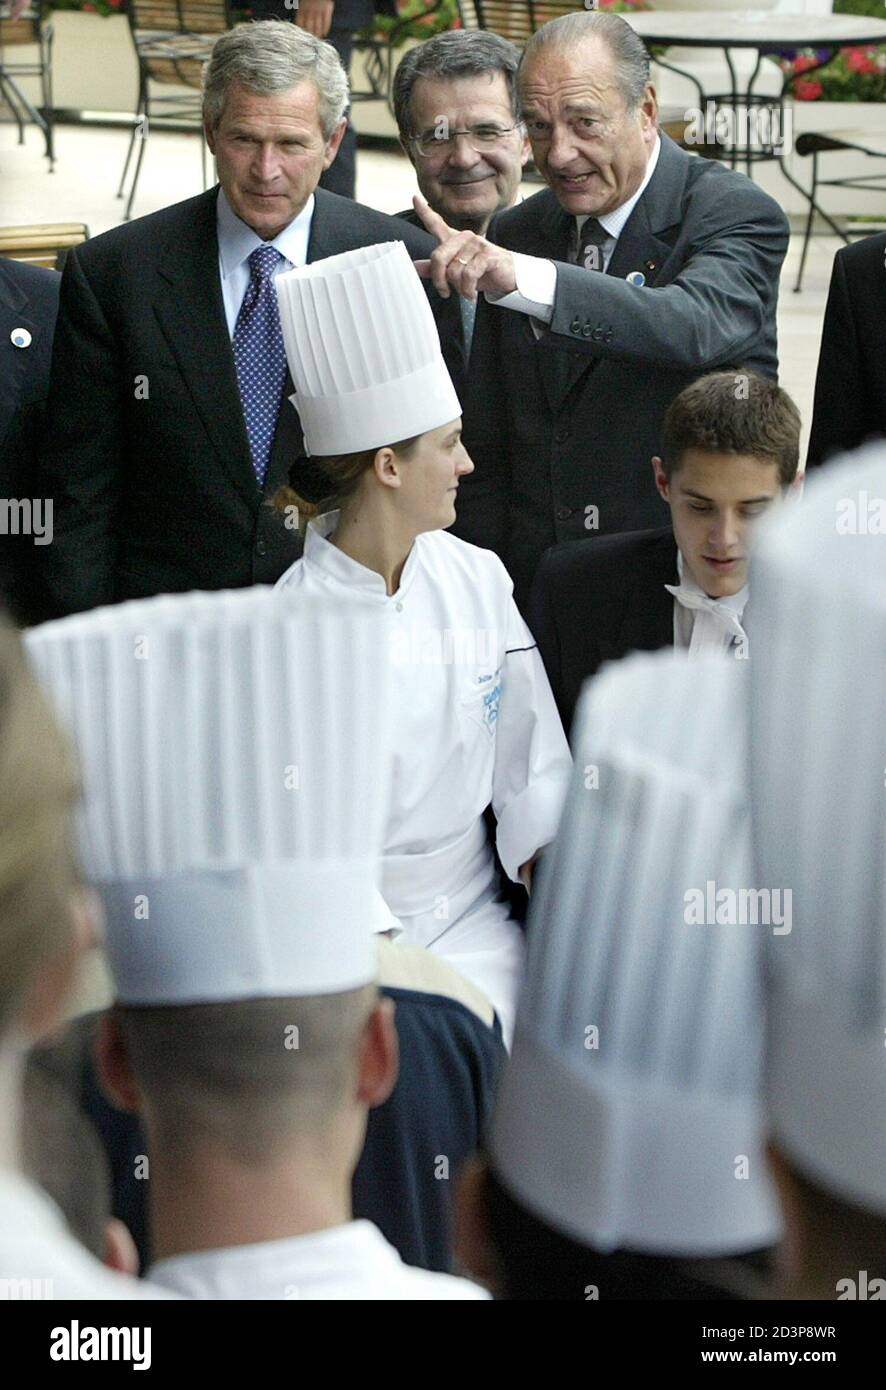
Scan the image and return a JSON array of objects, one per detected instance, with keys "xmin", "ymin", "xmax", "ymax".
[{"xmin": 572, "ymin": 217, "xmax": 610, "ymax": 272}]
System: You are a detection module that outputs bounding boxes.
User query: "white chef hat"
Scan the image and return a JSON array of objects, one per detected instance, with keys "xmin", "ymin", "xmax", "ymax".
[
  {"xmin": 490, "ymin": 651, "xmax": 781, "ymax": 1256},
  {"xmin": 276, "ymin": 240, "xmax": 461, "ymax": 457},
  {"xmin": 24, "ymin": 588, "xmax": 396, "ymax": 1005},
  {"xmin": 749, "ymin": 445, "xmax": 886, "ymax": 1215}
]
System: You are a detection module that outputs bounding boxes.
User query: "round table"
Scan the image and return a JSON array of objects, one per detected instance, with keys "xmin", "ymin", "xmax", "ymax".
[{"xmin": 620, "ymin": 10, "xmax": 886, "ymax": 288}]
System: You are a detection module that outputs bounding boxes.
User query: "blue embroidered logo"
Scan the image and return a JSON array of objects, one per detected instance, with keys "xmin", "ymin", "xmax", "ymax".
[{"xmin": 482, "ymin": 681, "xmax": 502, "ymax": 729}]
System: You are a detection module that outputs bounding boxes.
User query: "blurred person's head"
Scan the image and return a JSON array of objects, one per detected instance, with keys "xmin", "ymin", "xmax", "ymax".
[
  {"xmin": 23, "ymin": 1040, "xmax": 137, "ymax": 1275},
  {"xmin": 654, "ymin": 370, "xmax": 801, "ymax": 598},
  {"xmin": 518, "ymin": 11, "xmax": 657, "ymax": 219},
  {"xmin": 0, "ymin": 617, "xmax": 88, "ymax": 1103},
  {"xmin": 202, "ymin": 21, "xmax": 348, "ymax": 240},
  {"xmin": 97, "ymin": 989, "xmax": 397, "ymax": 1203},
  {"xmin": 394, "ymin": 29, "xmax": 529, "ymax": 235}
]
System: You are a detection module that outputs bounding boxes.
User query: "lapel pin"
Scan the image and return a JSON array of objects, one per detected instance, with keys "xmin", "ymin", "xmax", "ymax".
[
  {"xmin": 11, "ymin": 327, "xmax": 32, "ymax": 349},
  {"xmin": 626, "ymin": 271, "xmax": 646, "ymax": 287},
  {"xmin": 644, "ymin": 259, "xmax": 657, "ymax": 273}
]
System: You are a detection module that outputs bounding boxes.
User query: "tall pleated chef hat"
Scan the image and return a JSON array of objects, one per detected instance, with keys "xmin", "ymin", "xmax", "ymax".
[
  {"xmin": 24, "ymin": 588, "xmax": 396, "ymax": 1005},
  {"xmin": 490, "ymin": 651, "xmax": 781, "ymax": 1255},
  {"xmin": 750, "ymin": 444, "xmax": 886, "ymax": 1215},
  {"xmin": 275, "ymin": 240, "xmax": 462, "ymax": 457}
]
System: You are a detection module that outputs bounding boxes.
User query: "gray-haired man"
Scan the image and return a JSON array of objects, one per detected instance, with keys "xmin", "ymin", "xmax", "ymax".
[
  {"xmin": 36, "ymin": 21, "xmax": 454, "ymax": 618},
  {"xmin": 413, "ymin": 11, "xmax": 789, "ymax": 607}
]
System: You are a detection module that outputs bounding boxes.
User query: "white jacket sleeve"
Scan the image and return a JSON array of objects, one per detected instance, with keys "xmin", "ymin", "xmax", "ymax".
[{"xmin": 493, "ymin": 597, "xmax": 573, "ymax": 882}]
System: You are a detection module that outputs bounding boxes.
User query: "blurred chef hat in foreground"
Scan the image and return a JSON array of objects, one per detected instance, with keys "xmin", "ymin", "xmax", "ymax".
[
  {"xmin": 489, "ymin": 650, "xmax": 781, "ymax": 1266},
  {"xmin": 750, "ymin": 445, "xmax": 886, "ymax": 1221}
]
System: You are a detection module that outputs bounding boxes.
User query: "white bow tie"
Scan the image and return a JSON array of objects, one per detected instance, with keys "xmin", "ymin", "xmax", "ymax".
[{"xmin": 665, "ymin": 583, "xmax": 749, "ymax": 652}]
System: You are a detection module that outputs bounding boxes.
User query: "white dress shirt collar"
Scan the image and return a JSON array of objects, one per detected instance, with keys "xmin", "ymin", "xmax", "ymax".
[
  {"xmin": 216, "ymin": 186, "xmax": 314, "ymax": 279},
  {"xmin": 668, "ymin": 549, "xmax": 750, "ymax": 655},
  {"xmin": 576, "ymin": 133, "xmax": 662, "ymax": 244},
  {"xmin": 304, "ymin": 510, "xmax": 424, "ymax": 603}
]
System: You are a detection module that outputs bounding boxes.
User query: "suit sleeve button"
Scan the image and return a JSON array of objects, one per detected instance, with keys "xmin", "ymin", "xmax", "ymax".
[
  {"xmin": 570, "ymin": 318, "xmax": 582, "ymax": 334},
  {"xmin": 256, "ymin": 539, "xmax": 267, "ymax": 557}
]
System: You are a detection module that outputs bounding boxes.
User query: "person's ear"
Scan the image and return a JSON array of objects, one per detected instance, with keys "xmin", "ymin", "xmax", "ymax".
[
  {"xmin": 453, "ymin": 1155, "xmax": 499, "ymax": 1292},
  {"xmin": 94, "ymin": 1011, "xmax": 141, "ymax": 1113},
  {"xmin": 651, "ymin": 455, "xmax": 671, "ymax": 504},
  {"xmin": 103, "ymin": 1217, "xmax": 140, "ymax": 1277},
  {"xmin": 356, "ymin": 996, "xmax": 399, "ymax": 1109},
  {"xmin": 203, "ymin": 115, "xmax": 216, "ymax": 156},
  {"xmin": 519, "ymin": 127, "xmax": 531, "ymax": 168},
  {"xmin": 373, "ymin": 445, "xmax": 402, "ymax": 491},
  {"xmin": 642, "ymin": 82, "xmax": 658, "ymax": 133},
  {"xmin": 766, "ymin": 1138, "xmax": 806, "ymax": 1289},
  {"xmin": 17, "ymin": 887, "xmax": 101, "ymax": 1043},
  {"xmin": 322, "ymin": 117, "xmax": 348, "ymax": 170}
]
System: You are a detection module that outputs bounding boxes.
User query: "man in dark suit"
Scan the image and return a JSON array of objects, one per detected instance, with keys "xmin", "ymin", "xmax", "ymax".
[
  {"xmin": 806, "ymin": 231, "xmax": 886, "ymax": 469},
  {"xmin": 37, "ymin": 22, "xmax": 451, "ymax": 619},
  {"xmin": 528, "ymin": 371, "xmax": 801, "ymax": 735},
  {"xmin": 414, "ymin": 10, "xmax": 789, "ymax": 607},
  {"xmin": 249, "ymin": 0, "xmax": 398, "ymax": 200},
  {"xmin": 0, "ymin": 256, "xmax": 59, "ymax": 626}
]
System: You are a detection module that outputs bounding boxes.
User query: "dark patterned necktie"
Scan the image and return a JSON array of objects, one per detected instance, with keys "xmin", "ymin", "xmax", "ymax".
[
  {"xmin": 232, "ymin": 244, "xmax": 288, "ymax": 489},
  {"xmin": 573, "ymin": 217, "xmax": 610, "ymax": 272}
]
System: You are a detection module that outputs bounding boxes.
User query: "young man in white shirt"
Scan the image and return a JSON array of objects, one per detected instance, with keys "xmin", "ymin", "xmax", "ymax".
[{"xmin": 528, "ymin": 369, "xmax": 802, "ymax": 734}]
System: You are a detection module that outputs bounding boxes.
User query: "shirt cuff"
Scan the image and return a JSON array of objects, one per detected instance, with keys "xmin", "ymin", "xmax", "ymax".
[{"xmin": 484, "ymin": 251, "xmax": 556, "ymax": 323}]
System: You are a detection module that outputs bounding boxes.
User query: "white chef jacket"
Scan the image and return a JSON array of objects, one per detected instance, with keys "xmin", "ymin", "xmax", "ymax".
[
  {"xmin": 0, "ymin": 1166, "xmax": 176, "ymax": 1300},
  {"xmin": 149, "ymin": 1220, "xmax": 489, "ymax": 1300},
  {"xmin": 276, "ymin": 518, "xmax": 572, "ymax": 1039}
]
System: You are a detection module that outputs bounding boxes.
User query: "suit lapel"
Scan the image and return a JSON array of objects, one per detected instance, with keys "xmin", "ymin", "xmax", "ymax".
[
  {"xmin": 0, "ymin": 264, "xmax": 33, "ymax": 439},
  {"xmin": 152, "ymin": 189, "xmax": 259, "ymax": 507},
  {"xmin": 615, "ymin": 532, "xmax": 678, "ymax": 656},
  {"xmin": 546, "ymin": 136, "xmax": 689, "ymax": 408}
]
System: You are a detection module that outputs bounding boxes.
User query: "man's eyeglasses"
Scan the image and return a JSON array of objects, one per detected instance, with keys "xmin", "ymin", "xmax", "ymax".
[{"xmin": 412, "ymin": 123, "xmax": 523, "ymax": 158}]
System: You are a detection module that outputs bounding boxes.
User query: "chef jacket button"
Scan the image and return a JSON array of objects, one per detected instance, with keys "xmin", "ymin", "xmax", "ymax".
[
  {"xmin": 555, "ymin": 429, "xmax": 570, "ymax": 444},
  {"xmin": 556, "ymin": 506, "xmax": 572, "ymax": 522},
  {"xmin": 570, "ymin": 317, "xmax": 582, "ymax": 334},
  {"xmin": 255, "ymin": 539, "xmax": 267, "ymax": 557}
]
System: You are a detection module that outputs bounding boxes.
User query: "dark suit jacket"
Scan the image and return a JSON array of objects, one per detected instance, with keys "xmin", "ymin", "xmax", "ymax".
[
  {"xmin": 455, "ymin": 133, "xmax": 789, "ymax": 607},
  {"xmin": 396, "ymin": 205, "xmax": 469, "ymax": 405},
  {"xmin": 0, "ymin": 257, "xmax": 60, "ymax": 626},
  {"xmin": 806, "ymin": 232, "xmax": 886, "ymax": 470},
  {"xmin": 37, "ymin": 186, "xmax": 450, "ymax": 618},
  {"xmin": 528, "ymin": 527, "xmax": 677, "ymax": 736}
]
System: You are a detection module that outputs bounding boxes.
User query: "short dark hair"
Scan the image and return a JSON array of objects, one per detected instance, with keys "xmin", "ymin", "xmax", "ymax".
[
  {"xmin": 660, "ymin": 370, "xmax": 801, "ymax": 487},
  {"xmin": 393, "ymin": 29, "xmax": 521, "ymax": 143}
]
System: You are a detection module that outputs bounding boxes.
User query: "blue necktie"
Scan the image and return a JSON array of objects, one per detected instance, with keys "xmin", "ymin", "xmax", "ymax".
[{"xmin": 232, "ymin": 244, "xmax": 288, "ymax": 489}]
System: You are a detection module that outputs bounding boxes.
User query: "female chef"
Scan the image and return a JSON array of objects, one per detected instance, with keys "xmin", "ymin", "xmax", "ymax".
[{"xmin": 273, "ymin": 241, "xmax": 572, "ymax": 1043}]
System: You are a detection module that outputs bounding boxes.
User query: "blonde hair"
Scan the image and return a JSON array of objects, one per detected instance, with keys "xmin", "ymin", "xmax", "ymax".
[{"xmin": 0, "ymin": 617, "xmax": 80, "ymax": 1037}]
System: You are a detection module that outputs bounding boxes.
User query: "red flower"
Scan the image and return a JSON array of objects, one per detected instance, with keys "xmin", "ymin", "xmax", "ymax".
[
  {"xmin": 82, "ymin": 3, "xmax": 97, "ymax": 10},
  {"xmin": 794, "ymin": 78, "xmax": 823, "ymax": 101},
  {"xmin": 793, "ymin": 55, "xmax": 818, "ymax": 73},
  {"xmin": 846, "ymin": 50, "xmax": 876, "ymax": 73}
]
